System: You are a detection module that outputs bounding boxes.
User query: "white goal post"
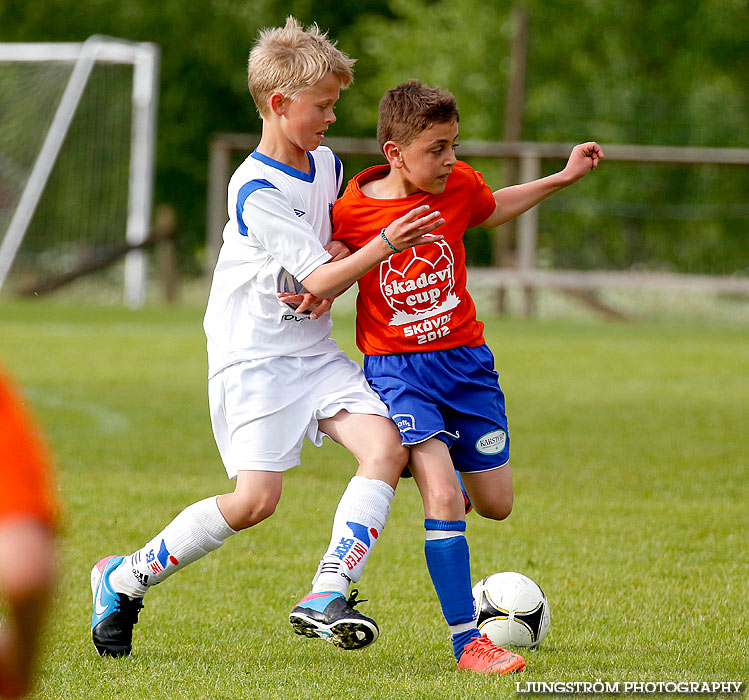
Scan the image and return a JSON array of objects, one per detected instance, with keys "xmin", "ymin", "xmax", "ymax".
[{"xmin": 0, "ymin": 36, "xmax": 159, "ymax": 306}]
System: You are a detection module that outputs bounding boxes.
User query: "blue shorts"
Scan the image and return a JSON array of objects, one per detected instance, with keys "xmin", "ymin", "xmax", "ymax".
[{"xmin": 363, "ymin": 344, "xmax": 509, "ymax": 473}]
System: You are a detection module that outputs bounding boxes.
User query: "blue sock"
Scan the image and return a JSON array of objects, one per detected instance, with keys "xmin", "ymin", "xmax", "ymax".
[
  {"xmin": 424, "ymin": 519, "xmax": 480, "ymax": 659},
  {"xmin": 452, "ymin": 627, "xmax": 480, "ymax": 658}
]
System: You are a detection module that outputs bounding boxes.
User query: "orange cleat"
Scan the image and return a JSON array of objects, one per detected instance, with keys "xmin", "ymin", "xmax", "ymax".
[{"xmin": 457, "ymin": 635, "xmax": 526, "ymax": 675}]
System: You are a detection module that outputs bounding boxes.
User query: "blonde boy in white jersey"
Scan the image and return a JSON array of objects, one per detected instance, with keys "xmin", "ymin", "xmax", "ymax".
[{"xmin": 90, "ymin": 17, "xmax": 443, "ymax": 657}]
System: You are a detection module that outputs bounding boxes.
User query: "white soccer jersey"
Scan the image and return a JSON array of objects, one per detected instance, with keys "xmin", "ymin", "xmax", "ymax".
[{"xmin": 204, "ymin": 146, "xmax": 344, "ymax": 376}]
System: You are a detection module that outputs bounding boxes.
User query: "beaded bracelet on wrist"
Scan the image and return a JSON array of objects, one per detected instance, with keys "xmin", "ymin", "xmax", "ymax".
[{"xmin": 380, "ymin": 228, "xmax": 400, "ymax": 254}]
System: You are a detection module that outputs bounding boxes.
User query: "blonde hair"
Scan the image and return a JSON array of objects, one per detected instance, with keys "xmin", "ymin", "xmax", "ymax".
[
  {"xmin": 377, "ymin": 80, "xmax": 459, "ymax": 150},
  {"xmin": 248, "ymin": 16, "xmax": 355, "ymax": 118}
]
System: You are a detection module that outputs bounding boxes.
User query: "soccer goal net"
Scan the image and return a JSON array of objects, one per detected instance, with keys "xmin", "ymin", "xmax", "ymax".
[{"xmin": 0, "ymin": 36, "xmax": 159, "ymax": 306}]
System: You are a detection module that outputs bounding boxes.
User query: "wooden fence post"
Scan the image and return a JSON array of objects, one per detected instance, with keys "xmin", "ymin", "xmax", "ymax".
[
  {"xmin": 207, "ymin": 138, "xmax": 230, "ymax": 273},
  {"xmin": 495, "ymin": 4, "xmax": 529, "ymax": 314},
  {"xmin": 517, "ymin": 151, "xmax": 540, "ymax": 316},
  {"xmin": 154, "ymin": 204, "xmax": 178, "ymax": 303}
]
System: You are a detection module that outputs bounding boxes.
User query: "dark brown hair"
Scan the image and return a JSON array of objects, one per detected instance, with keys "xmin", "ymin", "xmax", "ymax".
[{"xmin": 377, "ymin": 79, "xmax": 459, "ymax": 149}]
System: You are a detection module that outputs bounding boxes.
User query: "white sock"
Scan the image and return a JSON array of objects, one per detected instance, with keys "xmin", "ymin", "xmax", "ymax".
[
  {"xmin": 311, "ymin": 476, "xmax": 394, "ymax": 596},
  {"xmin": 110, "ymin": 496, "xmax": 236, "ymax": 598}
]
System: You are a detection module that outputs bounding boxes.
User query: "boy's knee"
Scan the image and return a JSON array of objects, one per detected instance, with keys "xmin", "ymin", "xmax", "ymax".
[
  {"xmin": 474, "ymin": 493, "xmax": 513, "ymax": 521},
  {"xmin": 233, "ymin": 502, "xmax": 277, "ymax": 530},
  {"xmin": 357, "ymin": 441, "xmax": 409, "ymax": 481},
  {"xmin": 387, "ymin": 442, "xmax": 410, "ymax": 471},
  {"xmin": 222, "ymin": 491, "xmax": 278, "ymax": 530},
  {"xmin": 428, "ymin": 483, "xmax": 465, "ymax": 518}
]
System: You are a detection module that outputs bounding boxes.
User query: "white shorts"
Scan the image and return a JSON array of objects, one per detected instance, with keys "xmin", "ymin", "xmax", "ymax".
[{"xmin": 208, "ymin": 350, "xmax": 390, "ymax": 477}]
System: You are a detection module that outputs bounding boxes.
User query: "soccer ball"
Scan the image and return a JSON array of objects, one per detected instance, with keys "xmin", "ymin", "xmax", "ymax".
[{"xmin": 472, "ymin": 572, "xmax": 550, "ymax": 648}]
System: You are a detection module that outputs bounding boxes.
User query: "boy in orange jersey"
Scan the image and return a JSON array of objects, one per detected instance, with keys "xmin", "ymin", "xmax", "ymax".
[
  {"xmin": 330, "ymin": 80, "xmax": 603, "ymax": 674},
  {"xmin": 0, "ymin": 368, "xmax": 58, "ymax": 698}
]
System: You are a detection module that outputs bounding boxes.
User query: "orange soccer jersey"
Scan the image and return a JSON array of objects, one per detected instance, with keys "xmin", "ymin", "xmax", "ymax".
[
  {"xmin": 0, "ymin": 370, "xmax": 58, "ymax": 529},
  {"xmin": 332, "ymin": 160, "xmax": 496, "ymax": 355}
]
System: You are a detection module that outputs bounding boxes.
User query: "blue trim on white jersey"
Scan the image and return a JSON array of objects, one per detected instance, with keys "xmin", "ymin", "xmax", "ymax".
[
  {"xmin": 333, "ymin": 153, "xmax": 343, "ymax": 192},
  {"xmin": 236, "ymin": 179, "xmax": 277, "ymax": 236},
  {"xmin": 251, "ymin": 150, "xmax": 316, "ymax": 182}
]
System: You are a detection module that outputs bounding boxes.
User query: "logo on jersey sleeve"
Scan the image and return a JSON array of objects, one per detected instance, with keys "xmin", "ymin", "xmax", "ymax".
[
  {"xmin": 276, "ymin": 268, "xmax": 310, "ymax": 316},
  {"xmin": 379, "ymin": 240, "xmax": 460, "ymax": 326}
]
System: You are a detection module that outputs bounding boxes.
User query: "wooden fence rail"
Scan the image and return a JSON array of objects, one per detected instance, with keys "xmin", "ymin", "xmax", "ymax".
[{"xmin": 207, "ymin": 135, "xmax": 749, "ymax": 315}]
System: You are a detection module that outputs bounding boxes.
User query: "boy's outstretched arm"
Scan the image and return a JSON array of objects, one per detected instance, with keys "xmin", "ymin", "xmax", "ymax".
[{"xmin": 479, "ymin": 142, "xmax": 604, "ymax": 229}]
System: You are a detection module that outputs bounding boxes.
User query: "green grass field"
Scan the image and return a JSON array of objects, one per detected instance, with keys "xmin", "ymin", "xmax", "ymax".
[{"xmin": 1, "ymin": 300, "xmax": 747, "ymax": 699}]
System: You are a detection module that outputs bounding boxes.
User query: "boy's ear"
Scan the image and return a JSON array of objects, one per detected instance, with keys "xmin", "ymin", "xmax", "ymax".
[
  {"xmin": 383, "ymin": 141, "xmax": 404, "ymax": 168},
  {"xmin": 269, "ymin": 91, "xmax": 287, "ymax": 116}
]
